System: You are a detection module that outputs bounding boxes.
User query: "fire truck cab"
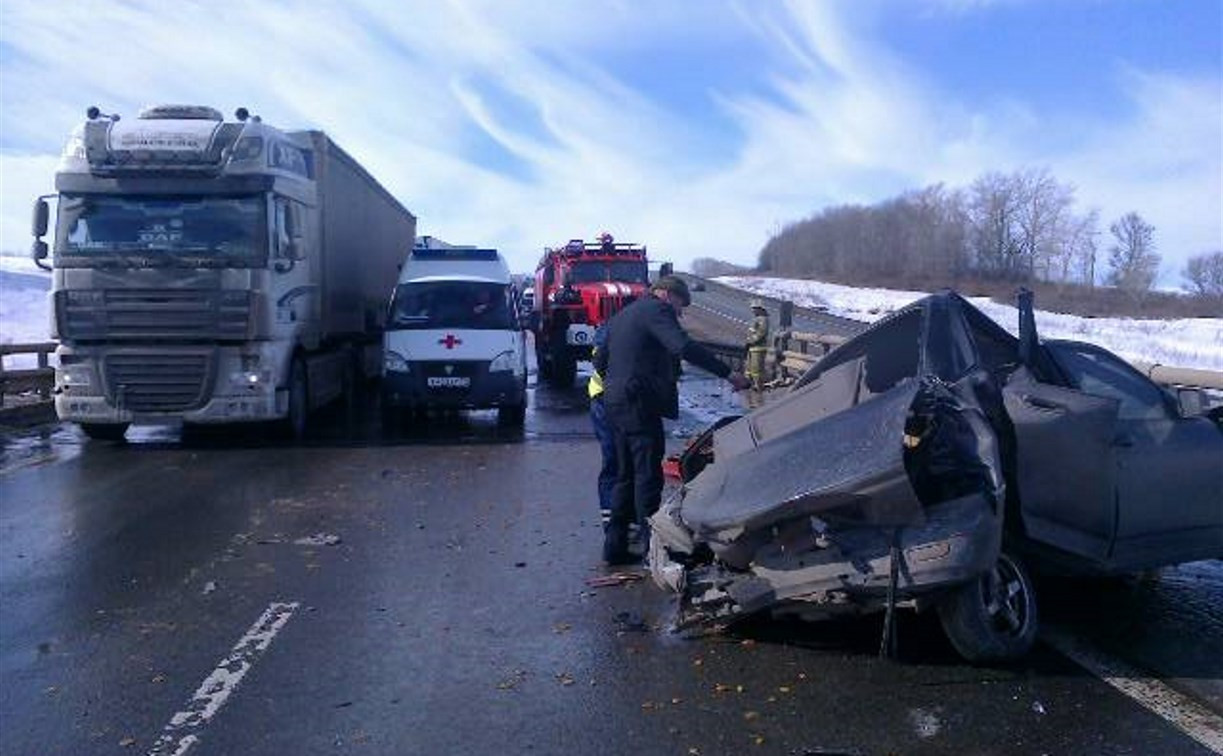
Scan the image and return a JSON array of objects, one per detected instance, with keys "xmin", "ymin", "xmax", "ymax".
[{"xmin": 531, "ymin": 235, "xmax": 649, "ymax": 387}]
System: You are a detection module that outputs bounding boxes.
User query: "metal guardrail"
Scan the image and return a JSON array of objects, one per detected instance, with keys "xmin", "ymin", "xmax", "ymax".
[
  {"xmin": 1131, "ymin": 362, "xmax": 1223, "ymax": 391},
  {"xmin": 0, "ymin": 342, "xmax": 56, "ymax": 407},
  {"xmin": 694, "ymin": 340, "xmax": 748, "ymax": 373}
]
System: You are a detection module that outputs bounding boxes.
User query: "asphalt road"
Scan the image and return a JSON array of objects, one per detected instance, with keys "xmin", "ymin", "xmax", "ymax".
[{"xmin": 1, "ymin": 357, "xmax": 1220, "ymax": 755}]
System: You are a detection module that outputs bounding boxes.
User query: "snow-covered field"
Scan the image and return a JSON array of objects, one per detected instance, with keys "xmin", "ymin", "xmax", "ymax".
[
  {"xmin": 0, "ymin": 256, "xmax": 51, "ymax": 347},
  {"xmin": 718, "ymin": 276, "xmax": 1223, "ymax": 373}
]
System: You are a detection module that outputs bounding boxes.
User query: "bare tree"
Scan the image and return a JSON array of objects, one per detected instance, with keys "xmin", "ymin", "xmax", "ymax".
[
  {"xmin": 1182, "ymin": 250, "xmax": 1223, "ymax": 297},
  {"xmin": 1106, "ymin": 212, "xmax": 1160, "ymax": 293},
  {"xmin": 967, "ymin": 172, "xmax": 1026, "ymax": 278},
  {"xmin": 1060, "ymin": 208, "xmax": 1101, "ymax": 286},
  {"xmin": 1015, "ymin": 168, "xmax": 1078, "ymax": 280},
  {"xmin": 691, "ymin": 257, "xmax": 751, "ymax": 277}
]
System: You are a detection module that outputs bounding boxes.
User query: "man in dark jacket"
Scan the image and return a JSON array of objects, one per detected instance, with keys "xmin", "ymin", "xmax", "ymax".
[{"xmin": 594, "ymin": 275, "xmax": 750, "ymax": 564}]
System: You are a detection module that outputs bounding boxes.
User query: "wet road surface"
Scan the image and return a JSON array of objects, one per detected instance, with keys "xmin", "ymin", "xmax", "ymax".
[{"xmin": 1, "ymin": 366, "xmax": 1220, "ymax": 755}]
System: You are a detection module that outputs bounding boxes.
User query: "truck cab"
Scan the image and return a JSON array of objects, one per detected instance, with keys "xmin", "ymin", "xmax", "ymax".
[
  {"xmin": 31, "ymin": 104, "xmax": 414, "ymax": 440},
  {"xmin": 532, "ymin": 235, "xmax": 649, "ymax": 387},
  {"xmin": 382, "ymin": 244, "xmax": 527, "ymax": 426}
]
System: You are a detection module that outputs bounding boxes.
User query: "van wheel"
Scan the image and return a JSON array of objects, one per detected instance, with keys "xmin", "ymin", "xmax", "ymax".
[
  {"xmin": 281, "ymin": 358, "xmax": 309, "ymax": 440},
  {"xmin": 499, "ymin": 401, "xmax": 526, "ymax": 427},
  {"xmin": 380, "ymin": 402, "xmax": 401, "ymax": 431},
  {"xmin": 80, "ymin": 422, "xmax": 129, "ymax": 441},
  {"xmin": 938, "ymin": 549, "xmax": 1038, "ymax": 663}
]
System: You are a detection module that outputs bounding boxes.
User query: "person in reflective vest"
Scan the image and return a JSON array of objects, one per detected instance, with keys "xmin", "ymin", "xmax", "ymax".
[
  {"xmin": 588, "ymin": 322, "xmax": 617, "ymax": 527},
  {"xmin": 746, "ymin": 299, "xmax": 770, "ymax": 389}
]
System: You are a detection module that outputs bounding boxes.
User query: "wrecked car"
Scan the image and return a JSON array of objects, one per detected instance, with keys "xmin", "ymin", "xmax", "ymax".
[{"xmin": 649, "ymin": 290, "xmax": 1223, "ymax": 663}]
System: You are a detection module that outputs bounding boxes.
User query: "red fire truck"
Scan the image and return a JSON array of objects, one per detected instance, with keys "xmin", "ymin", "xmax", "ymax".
[{"xmin": 531, "ymin": 234, "xmax": 649, "ymax": 386}]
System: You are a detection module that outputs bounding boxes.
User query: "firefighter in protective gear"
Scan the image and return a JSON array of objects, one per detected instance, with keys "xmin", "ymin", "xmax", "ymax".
[{"xmin": 746, "ymin": 299, "xmax": 770, "ymax": 389}]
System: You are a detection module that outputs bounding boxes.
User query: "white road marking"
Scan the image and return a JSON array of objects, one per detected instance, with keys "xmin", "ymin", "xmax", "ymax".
[
  {"xmin": 908, "ymin": 707, "xmax": 942, "ymax": 739},
  {"xmin": 147, "ymin": 602, "xmax": 299, "ymax": 756},
  {"xmin": 1041, "ymin": 625, "xmax": 1223, "ymax": 754}
]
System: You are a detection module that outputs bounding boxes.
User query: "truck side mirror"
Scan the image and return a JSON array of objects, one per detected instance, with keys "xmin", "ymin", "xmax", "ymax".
[
  {"xmin": 32, "ymin": 198, "xmax": 49, "ymax": 238},
  {"xmin": 1176, "ymin": 387, "xmax": 1205, "ymax": 417},
  {"xmin": 32, "ymin": 240, "xmax": 50, "ymax": 271}
]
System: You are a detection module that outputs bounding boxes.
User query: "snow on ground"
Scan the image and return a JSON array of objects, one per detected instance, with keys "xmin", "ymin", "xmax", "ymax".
[
  {"xmin": 0, "ymin": 255, "xmax": 51, "ymax": 347},
  {"xmin": 717, "ymin": 276, "xmax": 1223, "ymax": 373}
]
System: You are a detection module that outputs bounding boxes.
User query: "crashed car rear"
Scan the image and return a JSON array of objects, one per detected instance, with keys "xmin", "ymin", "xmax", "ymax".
[{"xmin": 649, "ymin": 290, "xmax": 1223, "ymax": 663}]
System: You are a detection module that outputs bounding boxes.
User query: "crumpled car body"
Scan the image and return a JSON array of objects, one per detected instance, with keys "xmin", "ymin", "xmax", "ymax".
[{"xmin": 650, "ymin": 291, "xmax": 1223, "ymax": 659}]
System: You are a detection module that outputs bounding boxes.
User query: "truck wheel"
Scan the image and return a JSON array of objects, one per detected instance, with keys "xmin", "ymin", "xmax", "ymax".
[
  {"xmin": 80, "ymin": 422, "xmax": 129, "ymax": 442},
  {"xmin": 535, "ymin": 343, "xmax": 552, "ymax": 379},
  {"xmin": 340, "ymin": 356, "xmax": 357, "ymax": 411},
  {"xmin": 282, "ymin": 358, "xmax": 309, "ymax": 440},
  {"xmin": 552, "ymin": 350, "xmax": 576, "ymax": 388},
  {"xmin": 938, "ymin": 549, "xmax": 1038, "ymax": 663}
]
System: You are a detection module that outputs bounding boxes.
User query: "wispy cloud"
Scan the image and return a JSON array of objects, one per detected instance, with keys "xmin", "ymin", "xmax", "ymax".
[{"xmin": 1, "ymin": 0, "xmax": 1218, "ymax": 283}]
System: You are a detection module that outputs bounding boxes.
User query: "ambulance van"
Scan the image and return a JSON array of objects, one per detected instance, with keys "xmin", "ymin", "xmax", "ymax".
[{"xmin": 382, "ymin": 245, "xmax": 527, "ymax": 425}]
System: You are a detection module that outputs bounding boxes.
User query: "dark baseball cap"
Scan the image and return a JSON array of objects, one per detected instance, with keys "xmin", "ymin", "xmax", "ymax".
[{"xmin": 652, "ymin": 275, "xmax": 691, "ymax": 307}]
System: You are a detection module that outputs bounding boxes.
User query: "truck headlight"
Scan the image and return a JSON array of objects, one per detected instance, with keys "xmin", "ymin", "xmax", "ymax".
[
  {"xmin": 228, "ymin": 369, "xmax": 272, "ymax": 387},
  {"xmin": 60, "ymin": 364, "xmax": 94, "ymax": 388},
  {"xmin": 488, "ymin": 351, "xmax": 514, "ymax": 373},
  {"xmin": 384, "ymin": 350, "xmax": 409, "ymax": 374}
]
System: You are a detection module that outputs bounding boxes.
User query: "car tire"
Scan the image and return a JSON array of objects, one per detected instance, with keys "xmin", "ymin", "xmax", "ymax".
[
  {"xmin": 80, "ymin": 422, "xmax": 129, "ymax": 442},
  {"xmin": 937, "ymin": 549, "xmax": 1038, "ymax": 663}
]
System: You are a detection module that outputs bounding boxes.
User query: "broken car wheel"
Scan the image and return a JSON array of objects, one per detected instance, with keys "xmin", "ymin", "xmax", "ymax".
[{"xmin": 937, "ymin": 549, "xmax": 1038, "ymax": 663}]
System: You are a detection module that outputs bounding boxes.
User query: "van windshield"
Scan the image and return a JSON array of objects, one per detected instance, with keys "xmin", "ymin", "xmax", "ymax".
[{"xmin": 388, "ymin": 281, "xmax": 514, "ymax": 331}]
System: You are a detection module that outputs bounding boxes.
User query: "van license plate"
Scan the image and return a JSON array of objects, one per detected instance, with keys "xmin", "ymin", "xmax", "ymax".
[{"xmin": 427, "ymin": 376, "xmax": 470, "ymax": 388}]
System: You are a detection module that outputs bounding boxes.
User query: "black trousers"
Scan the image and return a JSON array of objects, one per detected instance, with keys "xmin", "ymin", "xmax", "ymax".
[{"xmin": 604, "ymin": 402, "xmax": 665, "ymax": 558}]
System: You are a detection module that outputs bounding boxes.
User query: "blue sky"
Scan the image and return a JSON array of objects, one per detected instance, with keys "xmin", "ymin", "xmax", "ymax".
[{"xmin": 1, "ymin": 0, "xmax": 1219, "ymax": 284}]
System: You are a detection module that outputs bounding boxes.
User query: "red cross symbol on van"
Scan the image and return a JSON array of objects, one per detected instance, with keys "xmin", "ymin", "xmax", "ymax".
[{"xmin": 439, "ymin": 334, "xmax": 462, "ymax": 349}]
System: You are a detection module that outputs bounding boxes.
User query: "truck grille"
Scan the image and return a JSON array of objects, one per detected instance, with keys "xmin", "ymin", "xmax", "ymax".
[
  {"xmin": 58, "ymin": 289, "xmax": 251, "ymax": 341},
  {"xmin": 104, "ymin": 353, "xmax": 213, "ymax": 412}
]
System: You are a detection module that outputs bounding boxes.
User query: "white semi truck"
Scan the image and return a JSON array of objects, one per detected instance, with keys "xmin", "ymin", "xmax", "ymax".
[{"xmin": 30, "ymin": 105, "xmax": 415, "ymax": 439}]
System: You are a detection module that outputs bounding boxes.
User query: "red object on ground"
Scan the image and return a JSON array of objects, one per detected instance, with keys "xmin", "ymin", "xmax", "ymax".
[{"xmin": 662, "ymin": 455, "xmax": 682, "ymax": 481}]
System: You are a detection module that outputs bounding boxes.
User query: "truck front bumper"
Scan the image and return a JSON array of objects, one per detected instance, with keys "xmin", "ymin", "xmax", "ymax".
[{"xmin": 53, "ymin": 343, "xmax": 287, "ymax": 425}]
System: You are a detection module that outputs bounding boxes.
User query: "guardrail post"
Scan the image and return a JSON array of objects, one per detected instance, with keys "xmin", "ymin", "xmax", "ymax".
[{"xmin": 37, "ymin": 350, "xmax": 50, "ymax": 400}]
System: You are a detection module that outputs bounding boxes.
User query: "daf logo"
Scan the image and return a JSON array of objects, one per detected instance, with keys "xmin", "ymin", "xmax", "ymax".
[{"xmin": 444, "ymin": 365, "xmax": 454, "ymax": 375}]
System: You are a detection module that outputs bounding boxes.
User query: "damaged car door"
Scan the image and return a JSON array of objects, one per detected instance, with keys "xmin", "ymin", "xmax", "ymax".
[
  {"xmin": 1044, "ymin": 340, "xmax": 1223, "ymax": 570},
  {"xmin": 1003, "ymin": 370, "xmax": 1120, "ymax": 565}
]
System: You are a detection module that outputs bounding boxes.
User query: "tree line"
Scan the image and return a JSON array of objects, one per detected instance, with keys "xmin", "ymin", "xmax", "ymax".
[{"xmin": 751, "ymin": 168, "xmax": 1222, "ymax": 300}]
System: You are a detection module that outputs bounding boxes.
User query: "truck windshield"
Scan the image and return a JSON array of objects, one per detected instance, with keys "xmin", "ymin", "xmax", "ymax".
[
  {"xmin": 55, "ymin": 194, "xmax": 266, "ymax": 267},
  {"xmin": 388, "ymin": 281, "xmax": 514, "ymax": 331},
  {"xmin": 566, "ymin": 260, "xmax": 648, "ymax": 284}
]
